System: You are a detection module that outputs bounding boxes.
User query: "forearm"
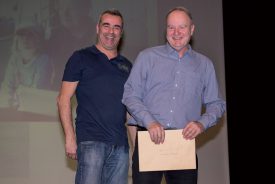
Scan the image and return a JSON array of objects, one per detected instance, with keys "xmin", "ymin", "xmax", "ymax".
[
  {"xmin": 127, "ymin": 125, "xmax": 137, "ymax": 148},
  {"xmin": 198, "ymin": 101, "xmax": 226, "ymax": 129},
  {"xmin": 57, "ymin": 95, "xmax": 76, "ymax": 142},
  {"xmin": 57, "ymin": 81, "xmax": 78, "ymax": 141},
  {"xmin": 201, "ymin": 63, "xmax": 226, "ymax": 129},
  {"xmin": 122, "ymin": 96, "xmax": 155, "ymax": 128}
]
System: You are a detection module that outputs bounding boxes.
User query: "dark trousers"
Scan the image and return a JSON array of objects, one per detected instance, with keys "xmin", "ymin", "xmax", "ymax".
[{"xmin": 132, "ymin": 127, "xmax": 198, "ymax": 184}]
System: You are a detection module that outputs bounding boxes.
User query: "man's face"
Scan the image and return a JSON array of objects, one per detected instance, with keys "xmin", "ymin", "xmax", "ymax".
[
  {"xmin": 96, "ymin": 14, "xmax": 123, "ymax": 51},
  {"xmin": 166, "ymin": 10, "xmax": 194, "ymax": 52}
]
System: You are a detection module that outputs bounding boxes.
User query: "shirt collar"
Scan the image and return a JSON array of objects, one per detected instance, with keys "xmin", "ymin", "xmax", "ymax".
[
  {"xmin": 89, "ymin": 45, "xmax": 123, "ymax": 61},
  {"xmin": 165, "ymin": 43, "xmax": 193, "ymax": 59}
]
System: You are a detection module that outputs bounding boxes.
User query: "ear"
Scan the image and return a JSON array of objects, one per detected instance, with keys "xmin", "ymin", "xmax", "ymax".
[
  {"xmin": 96, "ymin": 24, "xmax": 99, "ymax": 34},
  {"xmin": 191, "ymin": 24, "xmax": 195, "ymax": 36}
]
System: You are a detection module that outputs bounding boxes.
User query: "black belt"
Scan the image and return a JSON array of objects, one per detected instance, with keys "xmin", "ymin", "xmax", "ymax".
[
  {"xmin": 136, "ymin": 125, "xmax": 147, "ymax": 131},
  {"xmin": 136, "ymin": 125, "xmax": 178, "ymax": 131}
]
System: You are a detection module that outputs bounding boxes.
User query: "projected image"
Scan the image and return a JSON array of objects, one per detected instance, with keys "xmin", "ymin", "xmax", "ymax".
[
  {"xmin": 0, "ymin": 23, "xmax": 53, "ymax": 106},
  {"xmin": 0, "ymin": 0, "xmax": 156, "ymax": 120},
  {"xmin": 0, "ymin": 0, "xmax": 94, "ymax": 119}
]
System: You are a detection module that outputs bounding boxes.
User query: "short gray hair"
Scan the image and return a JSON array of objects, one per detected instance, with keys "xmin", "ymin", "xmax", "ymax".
[
  {"xmin": 98, "ymin": 9, "xmax": 124, "ymax": 29},
  {"xmin": 166, "ymin": 6, "xmax": 193, "ymax": 22}
]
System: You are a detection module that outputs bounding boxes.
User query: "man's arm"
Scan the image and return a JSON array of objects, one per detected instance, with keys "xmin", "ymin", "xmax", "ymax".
[
  {"xmin": 127, "ymin": 125, "xmax": 137, "ymax": 149},
  {"xmin": 126, "ymin": 112, "xmax": 137, "ymax": 148},
  {"xmin": 122, "ymin": 52, "xmax": 165, "ymax": 144},
  {"xmin": 197, "ymin": 61, "xmax": 226, "ymax": 129},
  {"xmin": 57, "ymin": 81, "xmax": 78, "ymax": 160},
  {"xmin": 122, "ymin": 52, "xmax": 156, "ymax": 129}
]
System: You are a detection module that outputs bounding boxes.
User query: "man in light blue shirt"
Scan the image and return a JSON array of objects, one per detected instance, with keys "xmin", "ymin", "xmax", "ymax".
[{"xmin": 122, "ymin": 6, "xmax": 226, "ymax": 184}]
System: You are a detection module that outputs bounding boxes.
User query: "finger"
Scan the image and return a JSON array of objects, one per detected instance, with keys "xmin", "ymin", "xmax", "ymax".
[
  {"xmin": 66, "ymin": 152, "xmax": 76, "ymax": 159},
  {"xmin": 149, "ymin": 125, "xmax": 164, "ymax": 144},
  {"xmin": 155, "ymin": 130, "xmax": 163, "ymax": 144},
  {"xmin": 189, "ymin": 129, "xmax": 200, "ymax": 139},
  {"xmin": 67, "ymin": 153, "xmax": 71, "ymax": 159},
  {"xmin": 149, "ymin": 130, "xmax": 158, "ymax": 144},
  {"xmin": 71, "ymin": 154, "xmax": 77, "ymax": 160},
  {"xmin": 156, "ymin": 128, "xmax": 164, "ymax": 144},
  {"xmin": 183, "ymin": 129, "xmax": 193, "ymax": 140},
  {"xmin": 156, "ymin": 133, "xmax": 161, "ymax": 144},
  {"xmin": 154, "ymin": 129, "xmax": 162, "ymax": 144},
  {"xmin": 160, "ymin": 129, "xmax": 165, "ymax": 143},
  {"xmin": 188, "ymin": 130, "xmax": 195, "ymax": 139},
  {"xmin": 182, "ymin": 128, "xmax": 189, "ymax": 137}
]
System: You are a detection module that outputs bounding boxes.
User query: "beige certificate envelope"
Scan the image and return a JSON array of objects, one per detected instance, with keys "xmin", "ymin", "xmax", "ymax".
[{"xmin": 138, "ymin": 129, "xmax": 196, "ymax": 172}]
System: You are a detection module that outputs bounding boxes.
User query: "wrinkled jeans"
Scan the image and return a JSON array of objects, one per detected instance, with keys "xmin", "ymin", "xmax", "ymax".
[{"xmin": 75, "ymin": 141, "xmax": 129, "ymax": 184}]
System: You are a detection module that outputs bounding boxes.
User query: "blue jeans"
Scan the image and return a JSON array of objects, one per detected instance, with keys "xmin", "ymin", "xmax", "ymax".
[{"xmin": 75, "ymin": 141, "xmax": 129, "ymax": 184}]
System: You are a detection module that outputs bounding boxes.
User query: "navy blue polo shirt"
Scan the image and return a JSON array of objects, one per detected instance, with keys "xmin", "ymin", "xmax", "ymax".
[{"xmin": 62, "ymin": 45, "xmax": 132, "ymax": 146}]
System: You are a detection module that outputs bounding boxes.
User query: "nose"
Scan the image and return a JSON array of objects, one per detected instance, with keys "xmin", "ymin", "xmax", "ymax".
[
  {"xmin": 174, "ymin": 27, "xmax": 181, "ymax": 35},
  {"xmin": 109, "ymin": 27, "xmax": 114, "ymax": 33}
]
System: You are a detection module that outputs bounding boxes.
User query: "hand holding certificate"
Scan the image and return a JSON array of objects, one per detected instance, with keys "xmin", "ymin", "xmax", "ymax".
[{"xmin": 138, "ymin": 129, "xmax": 196, "ymax": 172}]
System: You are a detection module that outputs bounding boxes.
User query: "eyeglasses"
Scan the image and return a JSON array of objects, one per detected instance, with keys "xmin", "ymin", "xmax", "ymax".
[{"xmin": 101, "ymin": 23, "xmax": 122, "ymax": 32}]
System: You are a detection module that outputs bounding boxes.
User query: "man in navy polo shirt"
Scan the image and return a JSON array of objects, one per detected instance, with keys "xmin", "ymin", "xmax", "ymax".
[{"xmin": 57, "ymin": 9, "xmax": 132, "ymax": 184}]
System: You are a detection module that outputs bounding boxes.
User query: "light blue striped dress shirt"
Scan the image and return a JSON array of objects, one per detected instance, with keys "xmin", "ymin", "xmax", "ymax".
[{"xmin": 122, "ymin": 43, "xmax": 226, "ymax": 130}]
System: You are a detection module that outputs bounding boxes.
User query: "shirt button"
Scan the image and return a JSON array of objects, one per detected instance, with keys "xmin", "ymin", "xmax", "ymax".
[
  {"xmin": 175, "ymin": 84, "xmax": 178, "ymax": 87},
  {"xmin": 172, "ymin": 97, "xmax": 176, "ymax": 100},
  {"xmin": 170, "ymin": 110, "xmax": 173, "ymax": 113}
]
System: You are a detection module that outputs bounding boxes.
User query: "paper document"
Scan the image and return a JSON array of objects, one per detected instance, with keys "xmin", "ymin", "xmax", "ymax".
[{"xmin": 138, "ymin": 129, "xmax": 196, "ymax": 172}]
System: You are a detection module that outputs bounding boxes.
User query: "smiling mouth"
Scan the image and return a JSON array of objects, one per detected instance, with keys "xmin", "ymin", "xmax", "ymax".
[
  {"xmin": 106, "ymin": 36, "xmax": 115, "ymax": 39},
  {"xmin": 172, "ymin": 36, "xmax": 182, "ymax": 40}
]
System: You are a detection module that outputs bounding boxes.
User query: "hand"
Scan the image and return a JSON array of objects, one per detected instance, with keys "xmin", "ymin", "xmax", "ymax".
[
  {"xmin": 65, "ymin": 138, "xmax": 77, "ymax": 160},
  {"xmin": 147, "ymin": 121, "xmax": 165, "ymax": 144},
  {"xmin": 182, "ymin": 121, "xmax": 205, "ymax": 140}
]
